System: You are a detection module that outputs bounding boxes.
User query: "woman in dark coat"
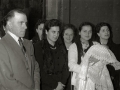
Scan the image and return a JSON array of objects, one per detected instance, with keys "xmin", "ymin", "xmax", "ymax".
[{"xmin": 34, "ymin": 19, "xmax": 69, "ymax": 90}]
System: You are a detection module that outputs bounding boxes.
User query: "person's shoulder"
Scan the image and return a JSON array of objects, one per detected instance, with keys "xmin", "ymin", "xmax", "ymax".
[
  {"xmin": 24, "ymin": 38, "xmax": 31, "ymax": 43},
  {"xmin": 56, "ymin": 43, "xmax": 65, "ymax": 52},
  {"xmin": 34, "ymin": 41, "xmax": 43, "ymax": 48},
  {"xmin": 31, "ymin": 36, "xmax": 40, "ymax": 44},
  {"xmin": 92, "ymin": 41, "xmax": 100, "ymax": 45},
  {"xmin": 0, "ymin": 38, "xmax": 4, "ymax": 43},
  {"xmin": 70, "ymin": 43, "xmax": 77, "ymax": 48},
  {"xmin": 0, "ymin": 40, "xmax": 4, "ymax": 46},
  {"xmin": 0, "ymin": 36, "xmax": 8, "ymax": 46},
  {"xmin": 23, "ymin": 38, "xmax": 33, "ymax": 46},
  {"xmin": 90, "ymin": 43, "xmax": 106, "ymax": 51},
  {"xmin": 36, "ymin": 40, "xmax": 43, "ymax": 45},
  {"xmin": 0, "ymin": 38, "xmax": 7, "ymax": 52},
  {"xmin": 69, "ymin": 43, "xmax": 77, "ymax": 51}
]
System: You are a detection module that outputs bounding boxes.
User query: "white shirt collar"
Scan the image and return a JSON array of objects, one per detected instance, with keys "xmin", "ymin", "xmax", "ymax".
[{"xmin": 7, "ymin": 31, "xmax": 21, "ymax": 45}]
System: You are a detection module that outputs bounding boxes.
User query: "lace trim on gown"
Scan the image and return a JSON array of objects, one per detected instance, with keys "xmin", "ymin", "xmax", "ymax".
[{"xmin": 84, "ymin": 44, "xmax": 118, "ymax": 64}]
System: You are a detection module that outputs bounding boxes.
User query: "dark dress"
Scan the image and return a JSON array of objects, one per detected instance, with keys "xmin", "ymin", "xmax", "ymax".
[
  {"xmin": 108, "ymin": 43, "xmax": 120, "ymax": 90},
  {"xmin": 32, "ymin": 35, "xmax": 40, "ymax": 45},
  {"xmin": 63, "ymin": 43, "xmax": 72, "ymax": 90},
  {"xmin": 34, "ymin": 40, "xmax": 69, "ymax": 90}
]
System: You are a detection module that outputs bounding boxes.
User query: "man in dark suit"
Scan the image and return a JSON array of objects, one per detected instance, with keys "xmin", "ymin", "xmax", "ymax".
[{"xmin": 0, "ymin": 9, "xmax": 40, "ymax": 90}]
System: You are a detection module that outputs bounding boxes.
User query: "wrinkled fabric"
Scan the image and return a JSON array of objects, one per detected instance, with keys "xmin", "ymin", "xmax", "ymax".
[{"xmin": 69, "ymin": 44, "xmax": 120, "ymax": 90}]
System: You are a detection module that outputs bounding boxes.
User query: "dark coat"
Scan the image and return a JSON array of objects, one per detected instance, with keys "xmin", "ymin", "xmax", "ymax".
[
  {"xmin": 32, "ymin": 35, "xmax": 40, "ymax": 45},
  {"xmin": 34, "ymin": 40, "xmax": 69, "ymax": 90},
  {"xmin": 108, "ymin": 43, "xmax": 120, "ymax": 90}
]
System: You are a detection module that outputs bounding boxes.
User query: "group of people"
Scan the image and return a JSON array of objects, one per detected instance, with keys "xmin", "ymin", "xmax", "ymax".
[
  {"xmin": 0, "ymin": 9, "xmax": 120, "ymax": 90},
  {"xmin": 32, "ymin": 14, "xmax": 120, "ymax": 90}
]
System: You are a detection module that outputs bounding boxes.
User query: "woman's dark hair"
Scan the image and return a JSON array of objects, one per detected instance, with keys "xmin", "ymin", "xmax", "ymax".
[
  {"xmin": 78, "ymin": 22, "xmax": 95, "ymax": 43},
  {"xmin": 32, "ymin": 19, "xmax": 46, "ymax": 44},
  {"xmin": 75, "ymin": 22, "xmax": 95, "ymax": 64},
  {"xmin": 61, "ymin": 24, "xmax": 78, "ymax": 43},
  {"xmin": 95, "ymin": 22, "xmax": 113, "ymax": 47},
  {"xmin": 44, "ymin": 19, "xmax": 61, "ymax": 31},
  {"xmin": 42, "ymin": 19, "xmax": 61, "ymax": 40},
  {"xmin": 34, "ymin": 19, "xmax": 46, "ymax": 30}
]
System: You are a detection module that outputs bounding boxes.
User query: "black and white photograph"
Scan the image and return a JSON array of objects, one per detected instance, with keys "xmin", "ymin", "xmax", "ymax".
[{"xmin": 0, "ymin": 0, "xmax": 120, "ymax": 90}]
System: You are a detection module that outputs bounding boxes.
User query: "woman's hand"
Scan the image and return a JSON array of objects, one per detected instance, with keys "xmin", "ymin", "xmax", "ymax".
[
  {"xmin": 55, "ymin": 82, "xmax": 65, "ymax": 90},
  {"xmin": 89, "ymin": 56, "xmax": 99, "ymax": 65},
  {"xmin": 111, "ymin": 62, "xmax": 120, "ymax": 70}
]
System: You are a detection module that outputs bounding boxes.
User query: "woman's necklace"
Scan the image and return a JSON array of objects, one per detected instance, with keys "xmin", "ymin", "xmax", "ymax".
[
  {"xmin": 50, "ymin": 46, "xmax": 56, "ymax": 49},
  {"xmin": 49, "ymin": 43, "xmax": 56, "ymax": 49},
  {"xmin": 81, "ymin": 41, "xmax": 89, "ymax": 50}
]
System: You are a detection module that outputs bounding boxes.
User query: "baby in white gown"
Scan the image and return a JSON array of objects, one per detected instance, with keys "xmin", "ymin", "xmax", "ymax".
[{"xmin": 75, "ymin": 44, "xmax": 120, "ymax": 90}]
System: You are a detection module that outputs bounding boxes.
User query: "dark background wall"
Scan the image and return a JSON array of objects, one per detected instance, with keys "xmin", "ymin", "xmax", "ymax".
[
  {"xmin": 0, "ymin": 0, "xmax": 44, "ymax": 39},
  {"xmin": 46, "ymin": 0, "xmax": 120, "ymax": 44},
  {"xmin": 0, "ymin": 0, "xmax": 120, "ymax": 43},
  {"xmin": 70, "ymin": 0, "xmax": 120, "ymax": 44}
]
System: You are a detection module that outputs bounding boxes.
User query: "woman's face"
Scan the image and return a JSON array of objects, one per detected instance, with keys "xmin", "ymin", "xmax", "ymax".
[
  {"xmin": 36, "ymin": 23, "xmax": 44, "ymax": 39},
  {"xmin": 97, "ymin": 26, "xmax": 110, "ymax": 40},
  {"xmin": 46, "ymin": 26, "xmax": 60, "ymax": 44},
  {"xmin": 79, "ymin": 25, "xmax": 92, "ymax": 41},
  {"xmin": 63, "ymin": 28, "xmax": 74, "ymax": 43}
]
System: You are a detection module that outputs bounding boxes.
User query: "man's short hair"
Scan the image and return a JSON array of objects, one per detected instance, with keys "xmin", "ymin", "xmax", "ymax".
[{"xmin": 2, "ymin": 9, "xmax": 26, "ymax": 27}]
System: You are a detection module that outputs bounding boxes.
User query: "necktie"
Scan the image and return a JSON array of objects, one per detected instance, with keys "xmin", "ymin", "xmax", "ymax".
[
  {"xmin": 18, "ymin": 38, "xmax": 29, "ymax": 70},
  {"xmin": 18, "ymin": 37, "xmax": 26, "ymax": 55}
]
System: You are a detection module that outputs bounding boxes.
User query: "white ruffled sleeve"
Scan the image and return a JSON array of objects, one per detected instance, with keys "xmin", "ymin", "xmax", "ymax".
[
  {"xmin": 68, "ymin": 43, "xmax": 89, "ymax": 80},
  {"xmin": 68, "ymin": 43, "xmax": 81, "ymax": 73}
]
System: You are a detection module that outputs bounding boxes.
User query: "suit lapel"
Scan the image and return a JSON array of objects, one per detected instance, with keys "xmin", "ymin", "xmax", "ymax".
[
  {"xmin": 3, "ymin": 34, "xmax": 26, "ymax": 60},
  {"xmin": 3, "ymin": 34, "xmax": 31, "ymax": 74},
  {"xmin": 22, "ymin": 39, "xmax": 32, "ymax": 74}
]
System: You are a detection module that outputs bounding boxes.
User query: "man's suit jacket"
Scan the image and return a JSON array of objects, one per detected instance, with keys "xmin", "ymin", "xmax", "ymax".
[{"xmin": 0, "ymin": 33, "xmax": 40, "ymax": 90}]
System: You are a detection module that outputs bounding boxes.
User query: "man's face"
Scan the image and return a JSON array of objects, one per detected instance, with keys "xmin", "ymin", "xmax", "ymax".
[{"xmin": 9, "ymin": 12, "xmax": 27, "ymax": 37}]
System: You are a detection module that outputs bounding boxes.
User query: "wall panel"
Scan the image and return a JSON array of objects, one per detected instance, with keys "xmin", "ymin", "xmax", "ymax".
[
  {"xmin": 70, "ymin": 0, "xmax": 120, "ymax": 44},
  {"xmin": 45, "ymin": 0, "xmax": 120, "ymax": 43}
]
